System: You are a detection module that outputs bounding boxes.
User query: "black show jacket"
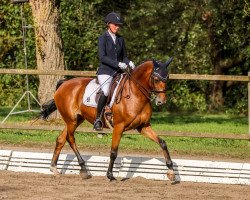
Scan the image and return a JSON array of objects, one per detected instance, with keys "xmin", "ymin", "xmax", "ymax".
[{"xmin": 97, "ymin": 31, "xmax": 130, "ymax": 76}]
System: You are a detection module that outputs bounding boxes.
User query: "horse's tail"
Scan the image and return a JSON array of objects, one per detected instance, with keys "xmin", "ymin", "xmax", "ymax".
[
  {"xmin": 39, "ymin": 79, "xmax": 67, "ymax": 120},
  {"xmin": 39, "ymin": 99, "xmax": 57, "ymax": 120},
  {"xmin": 55, "ymin": 79, "xmax": 66, "ymax": 90}
]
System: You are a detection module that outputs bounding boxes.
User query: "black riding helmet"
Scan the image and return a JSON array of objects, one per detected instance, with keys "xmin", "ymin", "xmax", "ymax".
[{"xmin": 104, "ymin": 12, "xmax": 123, "ymax": 25}]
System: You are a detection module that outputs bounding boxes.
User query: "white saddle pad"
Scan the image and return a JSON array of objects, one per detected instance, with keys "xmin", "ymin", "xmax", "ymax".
[{"xmin": 83, "ymin": 74, "xmax": 124, "ymax": 108}]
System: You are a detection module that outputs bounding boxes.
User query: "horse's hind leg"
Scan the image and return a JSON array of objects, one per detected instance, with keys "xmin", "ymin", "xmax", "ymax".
[
  {"xmin": 66, "ymin": 120, "xmax": 91, "ymax": 179},
  {"xmin": 137, "ymin": 123, "xmax": 175, "ymax": 182},
  {"xmin": 50, "ymin": 127, "xmax": 67, "ymax": 175},
  {"xmin": 50, "ymin": 118, "xmax": 90, "ymax": 178}
]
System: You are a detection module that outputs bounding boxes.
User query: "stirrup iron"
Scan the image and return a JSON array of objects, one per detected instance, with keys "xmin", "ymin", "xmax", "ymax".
[{"xmin": 93, "ymin": 118, "xmax": 103, "ymax": 131}]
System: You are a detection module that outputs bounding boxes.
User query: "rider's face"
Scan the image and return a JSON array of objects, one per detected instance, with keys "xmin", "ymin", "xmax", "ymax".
[{"xmin": 108, "ymin": 23, "xmax": 120, "ymax": 34}]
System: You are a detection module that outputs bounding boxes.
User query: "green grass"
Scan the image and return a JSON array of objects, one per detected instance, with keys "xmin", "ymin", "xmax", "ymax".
[
  {"xmin": 151, "ymin": 112, "xmax": 247, "ymax": 134},
  {"xmin": 0, "ymin": 107, "xmax": 41, "ymax": 123},
  {"xmin": 0, "ymin": 107, "xmax": 249, "ymax": 160},
  {"xmin": 0, "ymin": 129, "xmax": 249, "ymax": 159}
]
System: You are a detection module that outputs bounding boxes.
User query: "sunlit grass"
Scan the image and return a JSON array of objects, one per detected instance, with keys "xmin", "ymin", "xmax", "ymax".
[{"xmin": 151, "ymin": 112, "xmax": 247, "ymax": 134}]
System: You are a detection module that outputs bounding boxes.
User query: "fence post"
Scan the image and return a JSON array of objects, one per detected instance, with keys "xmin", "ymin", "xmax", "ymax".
[{"xmin": 248, "ymin": 72, "xmax": 250, "ymax": 147}]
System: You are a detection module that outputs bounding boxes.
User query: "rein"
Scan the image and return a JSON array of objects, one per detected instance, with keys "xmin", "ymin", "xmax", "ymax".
[
  {"xmin": 115, "ymin": 73, "xmax": 131, "ymax": 103},
  {"xmin": 116, "ymin": 62, "xmax": 168, "ymax": 102},
  {"xmin": 126, "ymin": 69, "xmax": 152, "ymax": 100},
  {"xmin": 115, "ymin": 69, "xmax": 151, "ymax": 102},
  {"xmin": 125, "ymin": 68, "xmax": 167, "ymax": 100}
]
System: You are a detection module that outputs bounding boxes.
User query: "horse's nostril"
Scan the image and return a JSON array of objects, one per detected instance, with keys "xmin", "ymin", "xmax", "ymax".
[
  {"xmin": 156, "ymin": 101, "xmax": 162, "ymax": 105},
  {"xmin": 156, "ymin": 99, "xmax": 167, "ymax": 105}
]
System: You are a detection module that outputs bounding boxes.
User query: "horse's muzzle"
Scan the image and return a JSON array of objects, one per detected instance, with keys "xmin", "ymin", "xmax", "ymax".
[{"xmin": 155, "ymin": 96, "xmax": 166, "ymax": 106}]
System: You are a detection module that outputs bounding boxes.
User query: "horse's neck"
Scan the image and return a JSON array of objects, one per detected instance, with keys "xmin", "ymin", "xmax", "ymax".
[{"xmin": 132, "ymin": 61, "xmax": 153, "ymax": 89}]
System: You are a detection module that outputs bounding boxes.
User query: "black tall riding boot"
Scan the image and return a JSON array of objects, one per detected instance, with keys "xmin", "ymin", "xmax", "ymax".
[{"xmin": 93, "ymin": 92, "xmax": 108, "ymax": 131}]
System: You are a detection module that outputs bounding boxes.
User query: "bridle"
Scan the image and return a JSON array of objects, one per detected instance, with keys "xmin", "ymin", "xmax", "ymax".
[
  {"xmin": 150, "ymin": 72, "xmax": 168, "ymax": 93},
  {"xmin": 125, "ymin": 64, "xmax": 168, "ymax": 100}
]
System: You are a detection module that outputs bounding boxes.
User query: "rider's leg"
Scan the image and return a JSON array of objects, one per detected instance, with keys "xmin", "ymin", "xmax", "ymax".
[
  {"xmin": 93, "ymin": 75, "xmax": 112, "ymax": 131},
  {"xmin": 94, "ymin": 92, "xmax": 107, "ymax": 130}
]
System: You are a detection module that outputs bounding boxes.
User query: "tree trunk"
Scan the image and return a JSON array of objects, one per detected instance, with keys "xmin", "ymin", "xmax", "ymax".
[
  {"xmin": 29, "ymin": 0, "xmax": 64, "ymax": 104},
  {"xmin": 202, "ymin": 11, "xmax": 225, "ymax": 110},
  {"xmin": 210, "ymin": 66, "xmax": 225, "ymax": 109},
  {"xmin": 202, "ymin": 10, "xmax": 246, "ymax": 110}
]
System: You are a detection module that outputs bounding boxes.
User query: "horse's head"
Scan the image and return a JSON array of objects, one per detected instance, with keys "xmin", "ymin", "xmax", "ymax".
[{"xmin": 150, "ymin": 57, "xmax": 173, "ymax": 106}]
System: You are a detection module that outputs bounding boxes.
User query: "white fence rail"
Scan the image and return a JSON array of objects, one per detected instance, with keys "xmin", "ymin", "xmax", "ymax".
[{"xmin": 1, "ymin": 150, "xmax": 249, "ymax": 185}]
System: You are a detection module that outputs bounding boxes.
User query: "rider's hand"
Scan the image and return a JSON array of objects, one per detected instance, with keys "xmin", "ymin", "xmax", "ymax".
[
  {"xmin": 129, "ymin": 61, "xmax": 136, "ymax": 69},
  {"xmin": 118, "ymin": 62, "xmax": 128, "ymax": 70}
]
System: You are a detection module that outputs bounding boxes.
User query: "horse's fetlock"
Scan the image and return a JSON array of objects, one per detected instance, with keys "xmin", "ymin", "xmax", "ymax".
[
  {"xmin": 79, "ymin": 161, "xmax": 86, "ymax": 167},
  {"xmin": 166, "ymin": 161, "xmax": 173, "ymax": 170},
  {"xmin": 110, "ymin": 150, "xmax": 117, "ymax": 160},
  {"xmin": 107, "ymin": 171, "xmax": 116, "ymax": 181}
]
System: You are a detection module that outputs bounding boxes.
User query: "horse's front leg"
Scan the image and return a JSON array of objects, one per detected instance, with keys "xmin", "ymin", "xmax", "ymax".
[
  {"xmin": 107, "ymin": 124, "xmax": 124, "ymax": 181},
  {"xmin": 137, "ymin": 123, "xmax": 175, "ymax": 181}
]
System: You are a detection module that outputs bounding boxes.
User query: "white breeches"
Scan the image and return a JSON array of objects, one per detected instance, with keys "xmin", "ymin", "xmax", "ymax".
[{"xmin": 97, "ymin": 74, "xmax": 113, "ymax": 96}]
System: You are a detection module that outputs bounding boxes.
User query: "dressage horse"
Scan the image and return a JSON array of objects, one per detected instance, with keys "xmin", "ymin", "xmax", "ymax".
[{"xmin": 40, "ymin": 58, "xmax": 175, "ymax": 181}]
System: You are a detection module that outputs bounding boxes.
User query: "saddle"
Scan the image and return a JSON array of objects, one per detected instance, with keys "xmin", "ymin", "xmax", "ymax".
[{"xmin": 95, "ymin": 73, "xmax": 129, "ymax": 129}]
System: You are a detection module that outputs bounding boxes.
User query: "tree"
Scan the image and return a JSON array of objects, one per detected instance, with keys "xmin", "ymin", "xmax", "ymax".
[
  {"xmin": 29, "ymin": 0, "xmax": 65, "ymax": 104},
  {"xmin": 60, "ymin": 0, "xmax": 103, "ymax": 71},
  {"xmin": 0, "ymin": 0, "xmax": 38, "ymax": 107},
  {"xmin": 0, "ymin": 0, "xmax": 249, "ymax": 114},
  {"xmin": 201, "ymin": 1, "xmax": 248, "ymax": 109},
  {"xmin": 124, "ymin": 0, "xmax": 249, "ymax": 113}
]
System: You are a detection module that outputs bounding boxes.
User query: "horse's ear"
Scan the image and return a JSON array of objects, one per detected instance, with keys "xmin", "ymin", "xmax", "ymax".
[
  {"xmin": 165, "ymin": 57, "xmax": 173, "ymax": 68},
  {"xmin": 152, "ymin": 59, "xmax": 159, "ymax": 68}
]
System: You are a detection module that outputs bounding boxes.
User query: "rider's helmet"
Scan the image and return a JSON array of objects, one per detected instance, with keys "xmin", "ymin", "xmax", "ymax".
[{"xmin": 104, "ymin": 12, "xmax": 123, "ymax": 25}]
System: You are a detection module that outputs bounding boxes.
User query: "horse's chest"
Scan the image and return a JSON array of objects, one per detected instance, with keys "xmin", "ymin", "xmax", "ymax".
[
  {"xmin": 130, "ymin": 104, "xmax": 152, "ymax": 127},
  {"xmin": 113, "ymin": 100, "xmax": 152, "ymax": 130}
]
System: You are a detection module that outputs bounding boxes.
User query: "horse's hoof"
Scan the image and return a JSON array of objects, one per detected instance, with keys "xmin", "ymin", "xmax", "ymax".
[
  {"xmin": 50, "ymin": 166, "xmax": 60, "ymax": 176},
  {"xmin": 107, "ymin": 172, "xmax": 117, "ymax": 181},
  {"xmin": 108, "ymin": 176, "xmax": 117, "ymax": 182},
  {"xmin": 80, "ymin": 169, "xmax": 92, "ymax": 179},
  {"xmin": 167, "ymin": 169, "xmax": 175, "ymax": 182}
]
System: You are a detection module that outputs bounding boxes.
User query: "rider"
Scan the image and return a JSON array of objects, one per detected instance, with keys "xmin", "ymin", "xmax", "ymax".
[{"xmin": 93, "ymin": 12, "xmax": 135, "ymax": 131}]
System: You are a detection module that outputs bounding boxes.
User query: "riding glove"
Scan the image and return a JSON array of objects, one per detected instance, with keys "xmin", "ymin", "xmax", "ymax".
[
  {"xmin": 129, "ymin": 61, "xmax": 136, "ymax": 69},
  {"xmin": 118, "ymin": 62, "xmax": 128, "ymax": 70}
]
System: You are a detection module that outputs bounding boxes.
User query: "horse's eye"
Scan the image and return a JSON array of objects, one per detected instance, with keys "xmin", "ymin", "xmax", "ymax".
[{"xmin": 154, "ymin": 78, "xmax": 160, "ymax": 83}]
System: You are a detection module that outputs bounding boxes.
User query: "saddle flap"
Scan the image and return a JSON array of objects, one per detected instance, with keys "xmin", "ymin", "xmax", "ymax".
[{"xmin": 82, "ymin": 74, "xmax": 125, "ymax": 108}]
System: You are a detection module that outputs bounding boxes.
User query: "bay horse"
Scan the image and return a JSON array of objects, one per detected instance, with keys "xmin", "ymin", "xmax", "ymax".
[{"xmin": 40, "ymin": 58, "xmax": 175, "ymax": 181}]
